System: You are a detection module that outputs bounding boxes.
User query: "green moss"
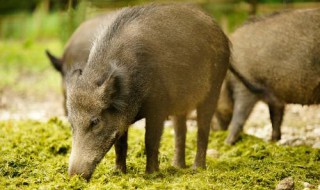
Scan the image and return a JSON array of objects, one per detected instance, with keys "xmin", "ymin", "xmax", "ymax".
[{"xmin": 0, "ymin": 119, "xmax": 319, "ymax": 189}]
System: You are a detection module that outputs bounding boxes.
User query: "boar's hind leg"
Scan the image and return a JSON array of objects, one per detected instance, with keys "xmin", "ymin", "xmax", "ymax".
[
  {"xmin": 225, "ymin": 89, "xmax": 258, "ymax": 145},
  {"xmin": 115, "ymin": 131, "xmax": 128, "ymax": 173},
  {"xmin": 145, "ymin": 113, "xmax": 166, "ymax": 173},
  {"xmin": 172, "ymin": 115, "xmax": 187, "ymax": 168},
  {"xmin": 269, "ymin": 104, "xmax": 285, "ymax": 141},
  {"xmin": 193, "ymin": 85, "xmax": 222, "ymax": 169}
]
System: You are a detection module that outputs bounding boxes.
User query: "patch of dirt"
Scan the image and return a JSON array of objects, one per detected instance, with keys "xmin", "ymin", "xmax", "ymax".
[{"xmin": 0, "ymin": 88, "xmax": 64, "ymax": 121}]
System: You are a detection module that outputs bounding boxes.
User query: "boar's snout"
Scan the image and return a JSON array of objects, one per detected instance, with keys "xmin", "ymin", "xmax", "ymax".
[
  {"xmin": 69, "ymin": 168, "xmax": 92, "ymax": 181},
  {"xmin": 68, "ymin": 150, "xmax": 99, "ymax": 181},
  {"xmin": 68, "ymin": 159, "xmax": 96, "ymax": 181}
]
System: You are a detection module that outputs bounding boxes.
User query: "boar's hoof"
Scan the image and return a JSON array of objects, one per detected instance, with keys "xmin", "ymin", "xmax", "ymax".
[
  {"xmin": 173, "ymin": 161, "xmax": 187, "ymax": 169},
  {"xmin": 224, "ymin": 135, "xmax": 238, "ymax": 145},
  {"xmin": 271, "ymin": 133, "xmax": 281, "ymax": 142},
  {"xmin": 192, "ymin": 163, "xmax": 206, "ymax": 170},
  {"xmin": 146, "ymin": 165, "xmax": 159, "ymax": 174},
  {"xmin": 114, "ymin": 165, "xmax": 127, "ymax": 174}
]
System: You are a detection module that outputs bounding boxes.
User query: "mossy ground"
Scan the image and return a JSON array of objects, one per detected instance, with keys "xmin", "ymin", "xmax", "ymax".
[{"xmin": 0, "ymin": 118, "xmax": 319, "ymax": 189}]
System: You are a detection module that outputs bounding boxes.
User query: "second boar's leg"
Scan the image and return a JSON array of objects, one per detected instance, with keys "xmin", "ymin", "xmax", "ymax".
[
  {"xmin": 172, "ymin": 115, "xmax": 187, "ymax": 168},
  {"xmin": 114, "ymin": 131, "xmax": 128, "ymax": 173},
  {"xmin": 225, "ymin": 87, "xmax": 258, "ymax": 145},
  {"xmin": 145, "ymin": 113, "xmax": 165, "ymax": 173},
  {"xmin": 268, "ymin": 104, "xmax": 285, "ymax": 141}
]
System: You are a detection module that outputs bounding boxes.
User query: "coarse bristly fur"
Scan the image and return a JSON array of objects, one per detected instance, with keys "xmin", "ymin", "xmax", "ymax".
[
  {"xmin": 214, "ymin": 8, "xmax": 320, "ymax": 145},
  {"xmin": 65, "ymin": 3, "xmax": 230, "ymax": 181}
]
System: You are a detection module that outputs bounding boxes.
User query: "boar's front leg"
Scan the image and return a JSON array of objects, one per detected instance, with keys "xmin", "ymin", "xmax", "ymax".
[
  {"xmin": 173, "ymin": 115, "xmax": 187, "ymax": 168},
  {"xmin": 115, "ymin": 131, "xmax": 128, "ymax": 173},
  {"xmin": 145, "ymin": 113, "xmax": 165, "ymax": 173},
  {"xmin": 268, "ymin": 103, "xmax": 285, "ymax": 141},
  {"xmin": 225, "ymin": 87, "xmax": 258, "ymax": 145}
]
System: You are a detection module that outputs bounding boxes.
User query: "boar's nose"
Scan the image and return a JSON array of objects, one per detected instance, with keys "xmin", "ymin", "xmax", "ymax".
[{"xmin": 68, "ymin": 163, "xmax": 93, "ymax": 181}]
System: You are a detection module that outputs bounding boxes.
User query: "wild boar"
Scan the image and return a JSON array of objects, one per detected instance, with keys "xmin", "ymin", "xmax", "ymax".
[
  {"xmin": 214, "ymin": 8, "xmax": 320, "ymax": 145},
  {"xmin": 66, "ymin": 4, "xmax": 230, "ymax": 180},
  {"xmin": 46, "ymin": 11, "xmax": 120, "ymax": 114}
]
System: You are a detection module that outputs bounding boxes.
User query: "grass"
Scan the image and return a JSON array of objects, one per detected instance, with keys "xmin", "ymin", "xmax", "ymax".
[{"xmin": 0, "ymin": 118, "xmax": 319, "ymax": 189}]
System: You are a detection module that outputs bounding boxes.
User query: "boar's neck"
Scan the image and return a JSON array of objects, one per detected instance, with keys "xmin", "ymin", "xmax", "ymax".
[{"xmin": 127, "ymin": 66, "xmax": 152, "ymax": 124}]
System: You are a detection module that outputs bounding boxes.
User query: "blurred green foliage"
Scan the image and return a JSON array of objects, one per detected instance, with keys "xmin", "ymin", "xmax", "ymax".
[
  {"xmin": 0, "ymin": 0, "xmax": 40, "ymax": 14},
  {"xmin": 0, "ymin": 0, "xmax": 86, "ymax": 43},
  {"xmin": 0, "ymin": 0, "xmax": 80, "ymax": 15},
  {"xmin": 0, "ymin": 40, "xmax": 62, "ymax": 97},
  {"xmin": 0, "ymin": 0, "xmax": 319, "ymax": 42}
]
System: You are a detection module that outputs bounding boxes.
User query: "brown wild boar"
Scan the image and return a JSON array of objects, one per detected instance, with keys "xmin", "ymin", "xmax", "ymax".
[
  {"xmin": 66, "ymin": 4, "xmax": 230, "ymax": 180},
  {"xmin": 46, "ymin": 11, "xmax": 120, "ymax": 114},
  {"xmin": 214, "ymin": 8, "xmax": 320, "ymax": 145}
]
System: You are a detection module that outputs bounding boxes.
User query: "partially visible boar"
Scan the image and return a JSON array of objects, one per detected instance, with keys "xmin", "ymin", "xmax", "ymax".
[
  {"xmin": 214, "ymin": 8, "xmax": 320, "ymax": 145},
  {"xmin": 46, "ymin": 11, "xmax": 120, "ymax": 114},
  {"xmin": 66, "ymin": 4, "xmax": 230, "ymax": 180}
]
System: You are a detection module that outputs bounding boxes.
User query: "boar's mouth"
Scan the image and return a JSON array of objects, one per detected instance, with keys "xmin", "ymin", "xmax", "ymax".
[
  {"xmin": 91, "ymin": 134, "xmax": 121, "ymax": 179},
  {"xmin": 105, "ymin": 130, "xmax": 121, "ymax": 152},
  {"xmin": 89, "ymin": 131, "xmax": 121, "ymax": 178}
]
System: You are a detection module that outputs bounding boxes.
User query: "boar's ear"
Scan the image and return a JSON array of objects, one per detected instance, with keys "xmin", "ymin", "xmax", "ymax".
[
  {"xmin": 98, "ymin": 65, "xmax": 128, "ymax": 112},
  {"xmin": 45, "ymin": 49, "xmax": 63, "ymax": 72}
]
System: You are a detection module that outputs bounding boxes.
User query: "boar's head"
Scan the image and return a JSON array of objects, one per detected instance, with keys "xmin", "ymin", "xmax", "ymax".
[
  {"xmin": 66, "ymin": 63, "xmax": 129, "ymax": 180},
  {"xmin": 214, "ymin": 80, "xmax": 234, "ymax": 130}
]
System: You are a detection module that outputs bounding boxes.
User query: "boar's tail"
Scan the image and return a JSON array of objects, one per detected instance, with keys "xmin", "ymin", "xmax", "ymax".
[
  {"xmin": 227, "ymin": 41, "xmax": 281, "ymax": 105},
  {"xmin": 45, "ymin": 49, "xmax": 63, "ymax": 72},
  {"xmin": 227, "ymin": 40, "xmax": 264, "ymax": 95},
  {"xmin": 229, "ymin": 63, "xmax": 283, "ymax": 105},
  {"xmin": 228, "ymin": 63, "xmax": 264, "ymax": 94}
]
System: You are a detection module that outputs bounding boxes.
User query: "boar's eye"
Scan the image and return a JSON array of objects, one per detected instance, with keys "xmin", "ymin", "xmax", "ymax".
[{"xmin": 90, "ymin": 117, "xmax": 100, "ymax": 128}]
